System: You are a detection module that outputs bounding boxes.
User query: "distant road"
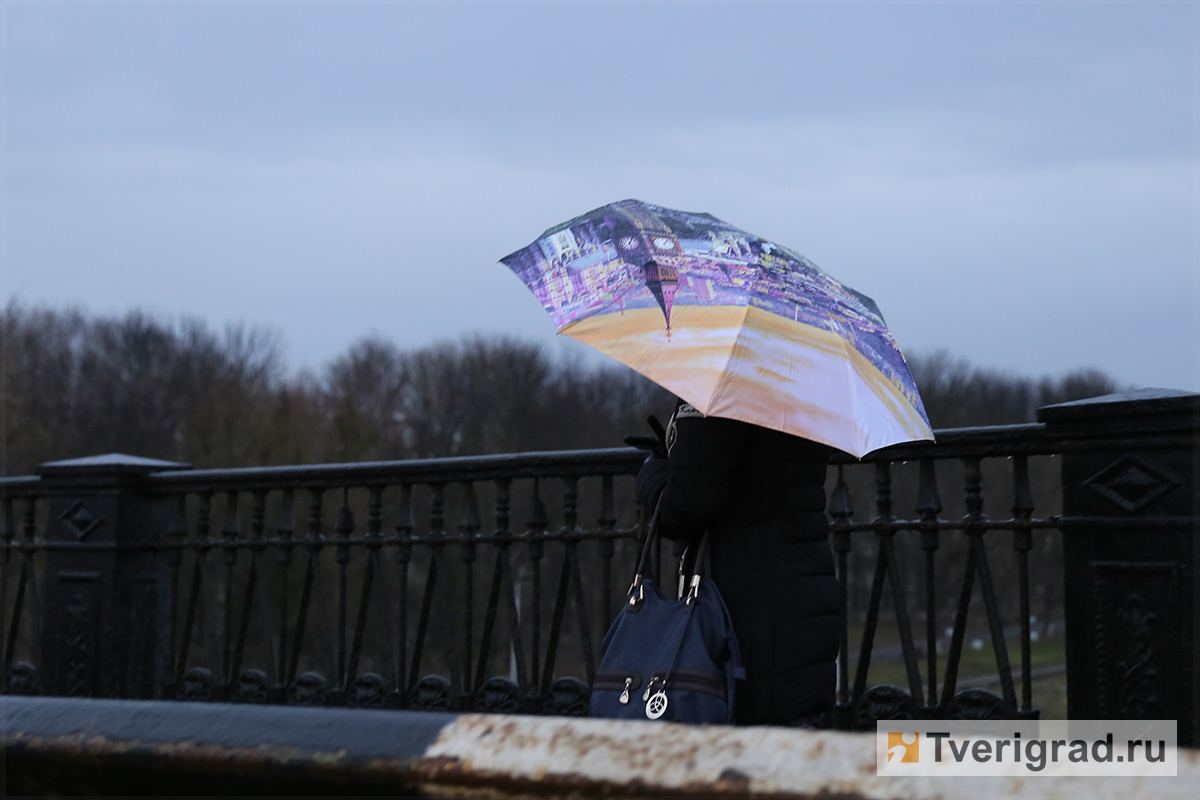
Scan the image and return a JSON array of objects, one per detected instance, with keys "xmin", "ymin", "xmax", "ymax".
[{"xmin": 956, "ymin": 663, "xmax": 1067, "ymax": 689}]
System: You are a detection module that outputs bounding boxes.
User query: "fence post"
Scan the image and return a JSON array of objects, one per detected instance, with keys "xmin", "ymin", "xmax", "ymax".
[
  {"xmin": 37, "ymin": 454, "xmax": 189, "ymax": 700},
  {"xmin": 1039, "ymin": 389, "xmax": 1197, "ymax": 745}
]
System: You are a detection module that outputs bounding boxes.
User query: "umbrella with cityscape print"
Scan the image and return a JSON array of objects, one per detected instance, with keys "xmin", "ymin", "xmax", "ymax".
[{"xmin": 500, "ymin": 199, "xmax": 933, "ymax": 457}]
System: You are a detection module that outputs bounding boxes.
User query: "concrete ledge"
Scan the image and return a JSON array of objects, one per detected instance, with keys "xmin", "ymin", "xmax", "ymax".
[{"xmin": 4, "ymin": 697, "xmax": 1198, "ymax": 797}]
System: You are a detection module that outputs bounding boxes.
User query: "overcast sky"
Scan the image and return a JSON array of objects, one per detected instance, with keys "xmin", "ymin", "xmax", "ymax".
[{"xmin": 6, "ymin": 2, "xmax": 1197, "ymax": 390}]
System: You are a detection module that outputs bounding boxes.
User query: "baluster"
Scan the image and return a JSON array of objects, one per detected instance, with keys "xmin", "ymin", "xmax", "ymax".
[
  {"xmin": 220, "ymin": 491, "xmax": 240, "ymax": 692},
  {"xmin": 288, "ymin": 489, "xmax": 332, "ymax": 692},
  {"xmin": 942, "ymin": 457, "xmax": 1018, "ymax": 711},
  {"xmin": 494, "ymin": 480, "xmax": 510, "ymax": 537},
  {"xmin": 430, "ymin": 483, "xmax": 445, "ymax": 531},
  {"xmin": 476, "ymin": 485, "xmax": 506, "ymax": 697},
  {"xmin": 20, "ymin": 498, "xmax": 40, "ymax": 659},
  {"xmin": 229, "ymin": 493, "xmax": 256, "ymax": 684},
  {"xmin": 562, "ymin": 476, "xmax": 578, "ymax": 530},
  {"xmin": 432, "ymin": 483, "xmax": 461, "ymax": 702},
  {"xmin": 561, "ymin": 476, "xmax": 595, "ymax": 685},
  {"xmin": 367, "ymin": 485, "xmax": 395, "ymax": 695},
  {"xmin": 964, "ymin": 458, "xmax": 984, "ymax": 519},
  {"xmin": 335, "ymin": 488, "xmax": 355, "ymax": 693},
  {"xmin": 494, "ymin": 480, "xmax": 527, "ymax": 690},
  {"xmin": 965, "ymin": 457, "xmax": 1017, "ymax": 712},
  {"xmin": 526, "ymin": 479, "xmax": 548, "ymax": 693},
  {"xmin": 941, "ymin": 459, "xmax": 988, "ymax": 706},
  {"xmin": 368, "ymin": 484, "xmax": 384, "ymax": 535},
  {"xmin": 234, "ymin": 490, "xmax": 275, "ymax": 691},
  {"xmin": 2, "ymin": 497, "xmax": 29, "ymax": 679},
  {"xmin": 542, "ymin": 539, "xmax": 572, "ymax": 698},
  {"xmin": 459, "ymin": 482, "xmax": 481, "ymax": 699},
  {"xmin": 875, "ymin": 461, "xmax": 893, "ymax": 521},
  {"xmin": 311, "ymin": 488, "xmax": 337, "ymax": 688},
  {"xmin": 176, "ymin": 492, "xmax": 212, "ymax": 690},
  {"xmin": 1, "ymin": 498, "xmax": 14, "ymax": 675},
  {"xmin": 878, "ymin": 462, "xmax": 923, "ymax": 706},
  {"xmin": 1011, "ymin": 456, "xmax": 1035, "ymax": 716},
  {"xmin": 940, "ymin": 460, "xmax": 977, "ymax": 707},
  {"xmin": 434, "ymin": 484, "xmax": 462, "ymax": 700},
  {"xmin": 915, "ymin": 459, "xmax": 943, "ymax": 711},
  {"xmin": 198, "ymin": 493, "xmax": 221, "ymax": 676},
  {"xmin": 348, "ymin": 486, "xmax": 392, "ymax": 695},
  {"xmin": 163, "ymin": 495, "xmax": 188, "ymax": 690},
  {"xmin": 395, "ymin": 485, "xmax": 414, "ymax": 700},
  {"xmin": 410, "ymin": 484, "xmax": 453, "ymax": 696},
  {"xmin": 4, "ymin": 498, "xmax": 27, "ymax": 678},
  {"xmin": 597, "ymin": 475, "xmax": 617, "ymax": 632},
  {"xmin": 851, "ymin": 468, "xmax": 892, "ymax": 706},
  {"xmin": 828, "ymin": 466, "xmax": 853, "ymax": 718},
  {"xmin": 276, "ymin": 490, "xmax": 295, "ymax": 687}
]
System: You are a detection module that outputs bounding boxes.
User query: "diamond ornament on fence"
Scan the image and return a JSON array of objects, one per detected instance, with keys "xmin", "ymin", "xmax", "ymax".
[
  {"xmin": 1084, "ymin": 455, "xmax": 1182, "ymax": 513},
  {"xmin": 61, "ymin": 501, "xmax": 102, "ymax": 540}
]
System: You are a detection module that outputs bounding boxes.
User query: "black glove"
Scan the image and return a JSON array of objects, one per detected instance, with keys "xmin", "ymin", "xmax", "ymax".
[
  {"xmin": 624, "ymin": 414, "xmax": 668, "ymax": 458},
  {"xmin": 635, "ymin": 452, "xmax": 669, "ymax": 512},
  {"xmin": 627, "ymin": 414, "xmax": 670, "ymax": 510}
]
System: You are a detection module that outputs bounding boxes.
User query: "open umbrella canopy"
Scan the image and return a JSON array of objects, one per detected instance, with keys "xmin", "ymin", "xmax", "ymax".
[{"xmin": 500, "ymin": 199, "xmax": 933, "ymax": 457}]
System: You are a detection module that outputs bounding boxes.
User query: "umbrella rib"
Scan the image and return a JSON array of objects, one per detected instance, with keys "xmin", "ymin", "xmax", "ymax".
[
  {"xmin": 625, "ymin": 321, "xmax": 664, "ymax": 378},
  {"xmin": 720, "ymin": 247, "xmax": 772, "ymax": 412},
  {"xmin": 780, "ymin": 316, "xmax": 798, "ymax": 433},
  {"xmin": 702, "ymin": 302, "xmax": 751, "ymax": 416},
  {"xmin": 836, "ymin": 327, "xmax": 866, "ymax": 458},
  {"xmin": 704, "ymin": 247, "xmax": 762, "ymax": 415}
]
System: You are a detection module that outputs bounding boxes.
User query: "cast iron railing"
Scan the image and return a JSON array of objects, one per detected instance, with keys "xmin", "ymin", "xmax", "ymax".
[
  {"xmin": 153, "ymin": 451, "xmax": 648, "ymax": 715},
  {"xmin": 824, "ymin": 423, "xmax": 1059, "ymax": 727},
  {"xmin": 1, "ymin": 390, "xmax": 1195, "ymax": 742}
]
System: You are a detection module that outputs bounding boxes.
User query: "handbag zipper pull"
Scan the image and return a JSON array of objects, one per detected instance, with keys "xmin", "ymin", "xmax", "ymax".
[
  {"xmin": 619, "ymin": 677, "xmax": 632, "ymax": 704},
  {"xmin": 642, "ymin": 676, "xmax": 659, "ymax": 702},
  {"xmin": 645, "ymin": 689, "xmax": 668, "ymax": 720}
]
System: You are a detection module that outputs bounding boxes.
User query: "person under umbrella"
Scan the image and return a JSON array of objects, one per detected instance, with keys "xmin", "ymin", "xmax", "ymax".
[
  {"xmin": 634, "ymin": 400, "xmax": 839, "ymax": 725},
  {"xmin": 501, "ymin": 199, "xmax": 932, "ymax": 725}
]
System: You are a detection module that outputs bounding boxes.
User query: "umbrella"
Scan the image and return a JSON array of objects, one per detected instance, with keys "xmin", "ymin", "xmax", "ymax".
[{"xmin": 500, "ymin": 199, "xmax": 933, "ymax": 457}]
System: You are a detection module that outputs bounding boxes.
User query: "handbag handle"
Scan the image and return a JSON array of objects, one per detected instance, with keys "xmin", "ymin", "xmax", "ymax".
[
  {"xmin": 626, "ymin": 497, "xmax": 663, "ymax": 608},
  {"xmin": 633, "ymin": 496, "xmax": 664, "ymax": 583},
  {"xmin": 630, "ymin": 496, "xmax": 711, "ymax": 607},
  {"xmin": 676, "ymin": 532, "xmax": 711, "ymax": 601}
]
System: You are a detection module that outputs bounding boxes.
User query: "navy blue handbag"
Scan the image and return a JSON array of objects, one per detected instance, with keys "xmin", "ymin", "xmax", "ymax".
[{"xmin": 589, "ymin": 503, "xmax": 743, "ymax": 724}]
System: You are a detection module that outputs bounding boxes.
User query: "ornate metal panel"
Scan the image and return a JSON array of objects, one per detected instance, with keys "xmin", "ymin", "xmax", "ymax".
[{"xmin": 1092, "ymin": 560, "xmax": 1180, "ymax": 720}]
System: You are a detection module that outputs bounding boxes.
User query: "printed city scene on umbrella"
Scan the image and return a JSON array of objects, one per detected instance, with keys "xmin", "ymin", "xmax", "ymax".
[{"xmin": 501, "ymin": 199, "xmax": 926, "ymax": 420}]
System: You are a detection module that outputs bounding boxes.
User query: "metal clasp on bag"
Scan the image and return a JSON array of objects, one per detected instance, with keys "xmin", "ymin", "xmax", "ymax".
[
  {"xmin": 627, "ymin": 574, "xmax": 645, "ymax": 610},
  {"xmin": 684, "ymin": 574, "xmax": 701, "ymax": 606}
]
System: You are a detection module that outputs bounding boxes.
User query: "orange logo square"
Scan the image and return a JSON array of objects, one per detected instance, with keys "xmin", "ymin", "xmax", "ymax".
[{"xmin": 887, "ymin": 732, "xmax": 919, "ymax": 763}]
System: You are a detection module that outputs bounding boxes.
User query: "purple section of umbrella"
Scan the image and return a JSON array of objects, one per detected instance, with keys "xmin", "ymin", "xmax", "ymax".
[{"xmin": 501, "ymin": 200, "xmax": 927, "ymax": 421}]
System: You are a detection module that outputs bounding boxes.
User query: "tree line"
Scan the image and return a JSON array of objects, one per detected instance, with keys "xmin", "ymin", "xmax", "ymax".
[{"xmin": 1, "ymin": 303, "xmax": 1118, "ymax": 476}]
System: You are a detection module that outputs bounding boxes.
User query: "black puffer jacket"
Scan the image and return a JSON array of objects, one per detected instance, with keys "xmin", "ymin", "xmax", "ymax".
[{"xmin": 656, "ymin": 405, "xmax": 840, "ymax": 725}]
